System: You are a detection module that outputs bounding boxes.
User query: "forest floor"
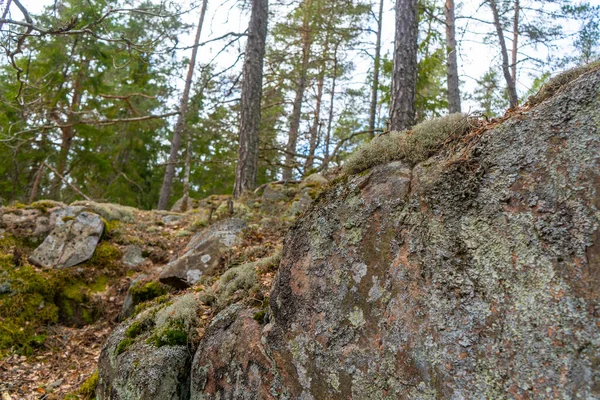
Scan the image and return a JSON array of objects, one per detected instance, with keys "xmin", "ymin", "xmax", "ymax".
[{"xmin": 0, "ymin": 184, "xmax": 307, "ymax": 399}]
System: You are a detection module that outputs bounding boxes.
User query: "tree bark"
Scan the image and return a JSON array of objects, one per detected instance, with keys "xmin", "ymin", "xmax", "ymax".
[
  {"xmin": 511, "ymin": 0, "xmax": 519, "ymax": 82},
  {"xmin": 488, "ymin": 0, "xmax": 519, "ymax": 108},
  {"xmin": 182, "ymin": 135, "xmax": 192, "ymax": 212},
  {"xmin": 445, "ymin": 0, "xmax": 461, "ymax": 113},
  {"xmin": 51, "ymin": 58, "xmax": 88, "ymax": 199},
  {"xmin": 368, "ymin": 0, "xmax": 384, "ymax": 137},
  {"xmin": 305, "ymin": 29, "xmax": 329, "ymax": 173},
  {"xmin": 233, "ymin": 0, "xmax": 268, "ymax": 198},
  {"xmin": 389, "ymin": 0, "xmax": 418, "ymax": 131},
  {"xmin": 322, "ymin": 43, "xmax": 339, "ymax": 172},
  {"xmin": 282, "ymin": 0, "xmax": 312, "ymax": 181},
  {"xmin": 157, "ymin": 0, "xmax": 208, "ymax": 210}
]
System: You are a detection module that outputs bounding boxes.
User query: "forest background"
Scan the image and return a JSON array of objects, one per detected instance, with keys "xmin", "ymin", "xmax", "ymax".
[{"xmin": 0, "ymin": 0, "xmax": 598, "ymax": 209}]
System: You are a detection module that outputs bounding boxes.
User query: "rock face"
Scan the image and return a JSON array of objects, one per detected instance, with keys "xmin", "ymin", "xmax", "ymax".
[
  {"xmin": 97, "ymin": 69, "xmax": 600, "ymax": 399},
  {"xmin": 265, "ymin": 69, "xmax": 600, "ymax": 398},
  {"xmin": 29, "ymin": 210, "xmax": 104, "ymax": 268},
  {"xmin": 190, "ymin": 305, "xmax": 276, "ymax": 400},
  {"xmin": 159, "ymin": 219, "xmax": 246, "ymax": 289}
]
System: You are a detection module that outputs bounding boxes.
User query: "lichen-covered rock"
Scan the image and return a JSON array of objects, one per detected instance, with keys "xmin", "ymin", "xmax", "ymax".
[
  {"xmin": 122, "ymin": 245, "xmax": 146, "ymax": 268},
  {"xmin": 97, "ymin": 294, "xmax": 198, "ymax": 400},
  {"xmin": 190, "ymin": 305, "xmax": 280, "ymax": 400},
  {"xmin": 0, "ymin": 202, "xmax": 71, "ymax": 240},
  {"xmin": 265, "ymin": 69, "xmax": 600, "ymax": 397},
  {"xmin": 28, "ymin": 211, "xmax": 104, "ymax": 269},
  {"xmin": 159, "ymin": 219, "xmax": 246, "ymax": 289}
]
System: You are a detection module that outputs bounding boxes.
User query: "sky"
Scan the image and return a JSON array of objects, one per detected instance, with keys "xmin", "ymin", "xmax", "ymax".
[{"xmin": 14, "ymin": 0, "xmax": 600, "ymax": 114}]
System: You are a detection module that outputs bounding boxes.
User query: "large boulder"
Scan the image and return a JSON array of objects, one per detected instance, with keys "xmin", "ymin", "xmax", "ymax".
[
  {"xmin": 97, "ymin": 294, "xmax": 198, "ymax": 400},
  {"xmin": 28, "ymin": 210, "xmax": 104, "ymax": 269},
  {"xmin": 265, "ymin": 68, "xmax": 600, "ymax": 398},
  {"xmin": 97, "ymin": 68, "xmax": 600, "ymax": 399},
  {"xmin": 159, "ymin": 219, "xmax": 246, "ymax": 289},
  {"xmin": 190, "ymin": 305, "xmax": 279, "ymax": 400}
]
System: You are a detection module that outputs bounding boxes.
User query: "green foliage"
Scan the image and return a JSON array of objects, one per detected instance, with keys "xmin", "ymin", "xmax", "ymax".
[
  {"xmin": 469, "ymin": 69, "xmax": 509, "ymax": 118},
  {"xmin": 79, "ymin": 370, "xmax": 99, "ymax": 399},
  {"xmin": 343, "ymin": 113, "xmax": 472, "ymax": 175}
]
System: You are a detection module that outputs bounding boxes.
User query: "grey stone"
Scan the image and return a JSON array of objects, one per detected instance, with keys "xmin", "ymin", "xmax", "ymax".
[
  {"xmin": 159, "ymin": 219, "xmax": 246, "ymax": 289},
  {"xmin": 301, "ymin": 173, "xmax": 328, "ymax": 187},
  {"xmin": 265, "ymin": 68, "xmax": 600, "ymax": 398},
  {"xmin": 97, "ymin": 295, "xmax": 197, "ymax": 400},
  {"xmin": 122, "ymin": 245, "xmax": 145, "ymax": 268},
  {"xmin": 28, "ymin": 211, "xmax": 104, "ymax": 269}
]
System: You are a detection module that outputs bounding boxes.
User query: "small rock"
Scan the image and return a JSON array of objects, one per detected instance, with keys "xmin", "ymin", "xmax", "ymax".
[
  {"xmin": 159, "ymin": 219, "xmax": 246, "ymax": 289},
  {"xmin": 28, "ymin": 211, "xmax": 104, "ymax": 269},
  {"xmin": 122, "ymin": 245, "xmax": 146, "ymax": 268}
]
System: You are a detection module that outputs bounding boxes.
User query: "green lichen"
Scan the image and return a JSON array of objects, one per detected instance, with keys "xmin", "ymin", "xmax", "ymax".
[
  {"xmin": 343, "ymin": 113, "xmax": 473, "ymax": 176},
  {"xmin": 148, "ymin": 327, "xmax": 187, "ymax": 347},
  {"xmin": 145, "ymin": 293, "xmax": 197, "ymax": 348},
  {"xmin": 71, "ymin": 201, "xmax": 135, "ymax": 223}
]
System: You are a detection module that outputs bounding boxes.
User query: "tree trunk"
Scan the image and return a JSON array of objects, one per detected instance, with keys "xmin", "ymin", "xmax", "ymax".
[
  {"xmin": 445, "ymin": 0, "xmax": 461, "ymax": 113},
  {"xmin": 389, "ymin": 0, "xmax": 418, "ymax": 131},
  {"xmin": 182, "ymin": 135, "xmax": 192, "ymax": 212},
  {"xmin": 157, "ymin": 0, "xmax": 208, "ymax": 210},
  {"xmin": 233, "ymin": 0, "xmax": 269, "ymax": 198},
  {"xmin": 488, "ymin": 0, "xmax": 519, "ymax": 108},
  {"xmin": 51, "ymin": 59, "xmax": 88, "ymax": 199},
  {"xmin": 322, "ymin": 43, "xmax": 339, "ymax": 172},
  {"xmin": 368, "ymin": 0, "xmax": 384, "ymax": 137},
  {"xmin": 305, "ymin": 30, "xmax": 329, "ymax": 173},
  {"xmin": 511, "ymin": 0, "xmax": 519, "ymax": 83},
  {"xmin": 282, "ymin": 0, "xmax": 312, "ymax": 181}
]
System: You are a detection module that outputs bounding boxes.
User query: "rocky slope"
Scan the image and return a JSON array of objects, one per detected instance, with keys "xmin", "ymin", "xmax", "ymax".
[
  {"xmin": 98, "ymin": 66, "xmax": 600, "ymax": 399},
  {"xmin": 0, "ymin": 180, "xmax": 320, "ymax": 399}
]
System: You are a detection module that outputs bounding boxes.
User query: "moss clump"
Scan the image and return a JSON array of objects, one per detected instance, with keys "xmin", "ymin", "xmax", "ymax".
[
  {"xmin": 218, "ymin": 263, "xmax": 258, "ymax": 301},
  {"xmin": 29, "ymin": 200, "xmax": 63, "ymax": 213},
  {"xmin": 343, "ymin": 113, "xmax": 473, "ymax": 176},
  {"xmin": 253, "ymin": 297, "xmax": 270, "ymax": 324},
  {"xmin": 200, "ymin": 262, "xmax": 260, "ymax": 309},
  {"xmin": 130, "ymin": 281, "xmax": 168, "ymax": 305},
  {"xmin": 148, "ymin": 293, "xmax": 197, "ymax": 348},
  {"xmin": 149, "ymin": 326, "xmax": 187, "ymax": 347},
  {"xmin": 528, "ymin": 60, "xmax": 600, "ymax": 106},
  {"xmin": 0, "ymin": 253, "xmax": 61, "ymax": 354},
  {"xmin": 62, "ymin": 215, "xmax": 75, "ymax": 222},
  {"xmin": 79, "ymin": 370, "xmax": 98, "ymax": 399},
  {"xmin": 132, "ymin": 294, "xmax": 171, "ymax": 317},
  {"xmin": 116, "ymin": 337, "xmax": 134, "ymax": 355},
  {"xmin": 86, "ymin": 242, "xmax": 121, "ymax": 271},
  {"xmin": 214, "ymin": 201, "xmax": 250, "ymax": 220},
  {"xmin": 71, "ymin": 201, "xmax": 136, "ymax": 223}
]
